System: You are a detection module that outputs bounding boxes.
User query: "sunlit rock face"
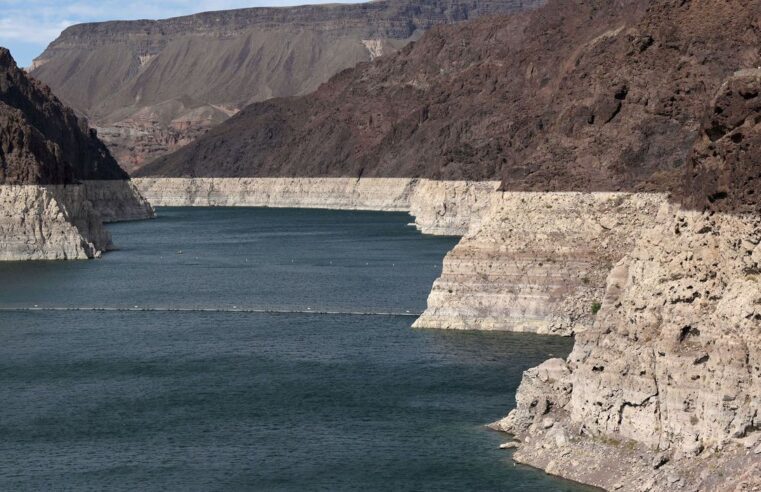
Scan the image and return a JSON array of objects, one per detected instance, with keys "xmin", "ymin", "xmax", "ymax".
[
  {"xmin": 490, "ymin": 69, "xmax": 761, "ymax": 492},
  {"xmin": 414, "ymin": 192, "xmax": 665, "ymax": 334}
]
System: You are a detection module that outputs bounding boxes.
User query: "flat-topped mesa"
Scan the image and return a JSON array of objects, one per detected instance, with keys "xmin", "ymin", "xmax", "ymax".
[
  {"xmin": 0, "ymin": 47, "xmax": 153, "ymax": 260},
  {"xmin": 31, "ymin": 0, "xmax": 542, "ymax": 172}
]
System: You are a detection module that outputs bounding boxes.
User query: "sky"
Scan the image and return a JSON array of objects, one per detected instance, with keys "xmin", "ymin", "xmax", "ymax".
[{"xmin": 0, "ymin": 0, "xmax": 361, "ymax": 68}]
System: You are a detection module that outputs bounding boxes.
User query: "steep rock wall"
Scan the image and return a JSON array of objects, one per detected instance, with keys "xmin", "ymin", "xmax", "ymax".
[
  {"xmin": 414, "ymin": 193, "xmax": 665, "ymax": 334},
  {"xmin": 487, "ymin": 69, "xmax": 761, "ymax": 491},
  {"xmin": 408, "ymin": 180, "xmax": 500, "ymax": 235},
  {"xmin": 132, "ymin": 177, "xmax": 498, "ymax": 236},
  {"xmin": 81, "ymin": 180, "xmax": 155, "ymax": 223},
  {"xmin": 0, "ymin": 185, "xmax": 112, "ymax": 260},
  {"xmin": 491, "ymin": 207, "xmax": 761, "ymax": 491}
]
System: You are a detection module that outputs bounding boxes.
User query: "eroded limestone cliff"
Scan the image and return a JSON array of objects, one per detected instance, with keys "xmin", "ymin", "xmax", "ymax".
[
  {"xmin": 488, "ymin": 70, "xmax": 761, "ymax": 492},
  {"xmin": 414, "ymin": 193, "xmax": 665, "ymax": 334},
  {"xmin": 0, "ymin": 185, "xmax": 111, "ymax": 260},
  {"xmin": 133, "ymin": 177, "xmax": 498, "ymax": 237}
]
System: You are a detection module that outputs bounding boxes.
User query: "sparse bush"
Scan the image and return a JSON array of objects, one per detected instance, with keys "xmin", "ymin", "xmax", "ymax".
[{"xmin": 591, "ymin": 301, "xmax": 602, "ymax": 315}]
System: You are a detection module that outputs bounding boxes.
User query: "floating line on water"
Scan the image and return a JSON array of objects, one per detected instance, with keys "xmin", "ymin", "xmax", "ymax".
[{"xmin": 0, "ymin": 307, "xmax": 422, "ymax": 317}]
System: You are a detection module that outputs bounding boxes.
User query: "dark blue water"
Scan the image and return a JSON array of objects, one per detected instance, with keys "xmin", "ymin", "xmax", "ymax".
[{"xmin": 0, "ymin": 208, "xmax": 590, "ymax": 491}]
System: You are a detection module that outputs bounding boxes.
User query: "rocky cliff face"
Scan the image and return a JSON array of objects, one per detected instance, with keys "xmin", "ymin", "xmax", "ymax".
[
  {"xmin": 31, "ymin": 0, "xmax": 541, "ymax": 173},
  {"xmin": 0, "ymin": 185, "xmax": 112, "ymax": 260},
  {"xmin": 0, "ymin": 48, "xmax": 153, "ymax": 260},
  {"xmin": 414, "ymin": 193, "xmax": 665, "ymax": 334},
  {"xmin": 489, "ymin": 71, "xmax": 761, "ymax": 491},
  {"xmin": 140, "ymin": 0, "xmax": 760, "ymax": 195},
  {"xmin": 133, "ymin": 177, "xmax": 498, "ymax": 236},
  {"xmin": 0, "ymin": 48, "xmax": 126, "ymax": 185}
]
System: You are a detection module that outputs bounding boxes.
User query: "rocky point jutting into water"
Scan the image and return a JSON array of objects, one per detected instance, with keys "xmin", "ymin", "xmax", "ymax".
[
  {"xmin": 0, "ymin": 48, "xmax": 153, "ymax": 260},
  {"xmin": 30, "ymin": 0, "xmax": 542, "ymax": 173},
  {"xmin": 489, "ymin": 69, "xmax": 761, "ymax": 492}
]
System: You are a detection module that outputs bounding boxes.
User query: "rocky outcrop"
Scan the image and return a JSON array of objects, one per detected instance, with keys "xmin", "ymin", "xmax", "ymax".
[
  {"xmin": 408, "ymin": 180, "xmax": 500, "ymax": 235},
  {"xmin": 491, "ymin": 208, "xmax": 761, "ymax": 491},
  {"xmin": 31, "ymin": 0, "xmax": 541, "ymax": 172},
  {"xmin": 81, "ymin": 180, "xmax": 155, "ymax": 223},
  {"xmin": 490, "ymin": 71, "xmax": 761, "ymax": 490},
  {"xmin": 0, "ymin": 185, "xmax": 112, "ymax": 260},
  {"xmin": 0, "ymin": 48, "xmax": 127, "ymax": 185},
  {"xmin": 133, "ymin": 177, "xmax": 498, "ymax": 236},
  {"xmin": 0, "ymin": 47, "xmax": 153, "ymax": 260},
  {"xmin": 414, "ymin": 193, "xmax": 664, "ymax": 334}
]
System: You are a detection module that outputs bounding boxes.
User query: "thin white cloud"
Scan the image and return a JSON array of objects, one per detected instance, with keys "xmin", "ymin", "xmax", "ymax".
[{"xmin": 0, "ymin": 17, "xmax": 74, "ymax": 43}]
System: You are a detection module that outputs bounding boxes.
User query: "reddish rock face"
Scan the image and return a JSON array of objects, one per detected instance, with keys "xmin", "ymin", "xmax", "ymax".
[
  {"xmin": 0, "ymin": 48, "xmax": 127, "ymax": 185},
  {"xmin": 138, "ymin": 0, "xmax": 761, "ymax": 207},
  {"xmin": 681, "ymin": 70, "xmax": 761, "ymax": 214}
]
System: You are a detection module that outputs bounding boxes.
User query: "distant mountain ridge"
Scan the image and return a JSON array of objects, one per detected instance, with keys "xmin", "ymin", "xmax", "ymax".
[{"xmin": 30, "ymin": 0, "xmax": 542, "ymax": 172}]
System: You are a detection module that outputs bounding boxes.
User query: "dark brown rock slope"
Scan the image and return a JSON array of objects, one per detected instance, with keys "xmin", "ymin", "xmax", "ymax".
[
  {"xmin": 140, "ymin": 0, "xmax": 761, "ymax": 206},
  {"xmin": 0, "ymin": 48, "xmax": 127, "ymax": 185},
  {"xmin": 681, "ymin": 69, "xmax": 761, "ymax": 214},
  {"xmin": 31, "ymin": 0, "xmax": 541, "ymax": 173}
]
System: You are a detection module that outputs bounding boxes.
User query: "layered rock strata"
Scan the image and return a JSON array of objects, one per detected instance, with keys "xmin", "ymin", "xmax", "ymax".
[
  {"xmin": 133, "ymin": 177, "xmax": 499, "ymax": 236},
  {"xmin": 408, "ymin": 179, "xmax": 500, "ymax": 235},
  {"xmin": 0, "ymin": 185, "xmax": 112, "ymax": 260},
  {"xmin": 489, "ymin": 71, "xmax": 761, "ymax": 490},
  {"xmin": 491, "ymin": 208, "xmax": 761, "ymax": 491},
  {"xmin": 81, "ymin": 180, "xmax": 155, "ymax": 223},
  {"xmin": 414, "ymin": 193, "xmax": 665, "ymax": 334},
  {"xmin": 0, "ymin": 47, "xmax": 153, "ymax": 260}
]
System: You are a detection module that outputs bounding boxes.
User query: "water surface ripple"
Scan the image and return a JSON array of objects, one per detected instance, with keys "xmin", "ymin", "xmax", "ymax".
[{"xmin": 0, "ymin": 208, "xmax": 592, "ymax": 491}]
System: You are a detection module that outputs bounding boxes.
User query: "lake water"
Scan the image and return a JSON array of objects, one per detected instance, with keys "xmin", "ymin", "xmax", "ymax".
[{"xmin": 0, "ymin": 208, "xmax": 591, "ymax": 491}]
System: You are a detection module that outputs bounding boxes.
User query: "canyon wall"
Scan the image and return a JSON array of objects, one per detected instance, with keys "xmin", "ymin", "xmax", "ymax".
[
  {"xmin": 81, "ymin": 180, "xmax": 156, "ymax": 223},
  {"xmin": 0, "ymin": 47, "xmax": 153, "ymax": 261},
  {"xmin": 0, "ymin": 185, "xmax": 112, "ymax": 260},
  {"xmin": 133, "ymin": 177, "xmax": 499, "ymax": 236},
  {"xmin": 30, "ymin": 0, "xmax": 541, "ymax": 172},
  {"xmin": 490, "ymin": 207, "xmax": 761, "ymax": 491},
  {"xmin": 413, "ymin": 193, "xmax": 665, "ymax": 334},
  {"xmin": 487, "ymin": 70, "xmax": 761, "ymax": 491},
  {"xmin": 140, "ymin": 0, "xmax": 761, "ymax": 199}
]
